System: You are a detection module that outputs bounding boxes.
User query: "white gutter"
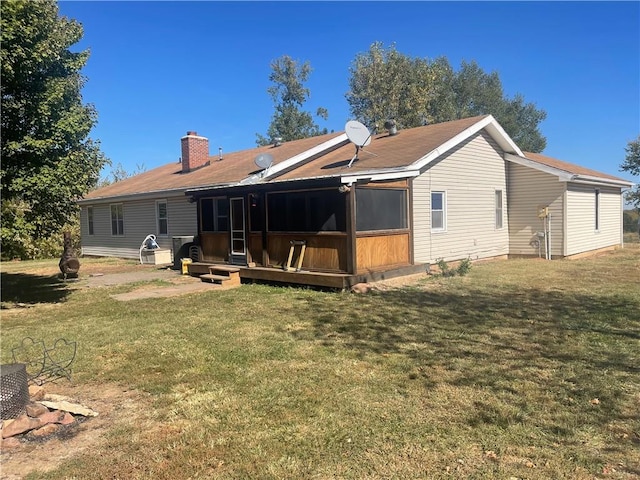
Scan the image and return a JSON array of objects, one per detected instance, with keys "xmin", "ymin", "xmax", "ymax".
[
  {"xmin": 77, "ymin": 187, "xmax": 197, "ymax": 205},
  {"xmin": 568, "ymin": 175, "xmax": 633, "ymax": 188},
  {"xmin": 261, "ymin": 133, "xmax": 349, "ymax": 181},
  {"xmin": 341, "ymin": 169, "xmax": 420, "ymax": 185},
  {"xmin": 504, "ymin": 153, "xmax": 575, "ymax": 181},
  {"xmin": 505, "ymin": 153, "xmax": 633, "ymax": 187}
]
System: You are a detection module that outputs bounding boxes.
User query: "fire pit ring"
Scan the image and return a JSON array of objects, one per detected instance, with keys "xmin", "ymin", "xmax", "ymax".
[{"xmin": 0, "ymin": 363, "xmax": 29, "ymax": 420}]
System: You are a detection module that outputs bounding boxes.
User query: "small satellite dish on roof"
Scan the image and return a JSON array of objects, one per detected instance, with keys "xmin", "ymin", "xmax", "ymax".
[
  {"xmin": 345, "ymin": 120, "xmax": 372, "ymax": 168},
  {"xmin": 345, "ymin": 120, "xmax": 372, "ymax": 147},
  {"xmin": 254, "ymin": 153, "xmax": 274, "ymax": 170}
]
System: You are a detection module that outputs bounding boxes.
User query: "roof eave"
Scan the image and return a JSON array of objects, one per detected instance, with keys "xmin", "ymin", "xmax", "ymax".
[
  {"xmin": 570, "ymin": 175, "xmax": 634, "ymax": 188},
  {"xmin": 340, "ymin": 169, "xmax": 420, "ymax": 185},
  {"xmin": 261, "ymin": 133, "xmax": 350, "ymax": 181},
  {"xmin": 505, "ymin": 153, "xmax": 633, "ymax": 187},
  {"xmin": 77, "ymin": 187, "xmax": 191, "ymax": 205},
  {"xmin": 505, "ymin": 153, "xmax": 575, "ymax": 181}
]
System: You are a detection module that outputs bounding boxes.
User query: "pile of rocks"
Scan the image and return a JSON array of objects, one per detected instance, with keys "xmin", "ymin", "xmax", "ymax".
[{"xmin": 1, "ymin": 385, "xmax": 98, "ymax": 449}]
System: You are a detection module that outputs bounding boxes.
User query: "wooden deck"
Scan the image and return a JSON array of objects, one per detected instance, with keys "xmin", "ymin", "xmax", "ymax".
[{"xmin": 187, "ymin": 262, "xmax": 427, "ymax": 289}]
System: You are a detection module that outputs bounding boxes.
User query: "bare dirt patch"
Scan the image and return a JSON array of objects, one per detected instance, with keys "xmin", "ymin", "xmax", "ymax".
[
  {"xmin": 0, "ymin": 382, "xmax": 152, "ymax": 479},
  {"xmin": 370, "ymin": 272, "xmax": 428, "ymax": 290}
]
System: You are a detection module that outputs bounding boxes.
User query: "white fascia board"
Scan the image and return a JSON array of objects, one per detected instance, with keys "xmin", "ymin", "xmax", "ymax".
[
  {"xmin": 410, "ymin": 115, "xmax": 523, "ymax": 171},
  {"xmin": 261, "ymin": 133, "xmax": 349, "ymax": 181},
  {"xmin": 505, "ymin": 153, "xmax": 633, "ymax": 187},
  {"xmin": 569, "ymin": 176, "xmax": 633, "ymax": 188},
  {"xmin": 341, "ymin": 169, "xmax": 420, "ymax": 185},
  {"xmin": 504, "ymin": 153, "xmax": 575, "ymax": 181},
  {"xmin": 77, "ymin": 188, "xmax": 190, "ymax": 205},
  {"xmin": 483, "ymin": 117, "xmax": 523, "ymax": 156}
]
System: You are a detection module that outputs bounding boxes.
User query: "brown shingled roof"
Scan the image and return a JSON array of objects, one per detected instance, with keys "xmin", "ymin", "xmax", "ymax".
[
  {"xmin": 274, "ymin": 115, "xmax": 488, "ymax": 181},
  {"xmin": 522, "ymin": 151, "xmax": 629, "ymax": 183},
  {"xmin": 82, "ymin": 116, "xmax": 630, "ymax": 203},
  {"xmin": 82, "ymin": 131, "xmax": 344, "ymax": 201}
]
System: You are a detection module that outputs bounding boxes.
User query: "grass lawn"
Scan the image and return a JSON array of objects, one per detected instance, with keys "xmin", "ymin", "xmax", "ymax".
[{"xmin": 1, "ymin": 246, "xmax": 639, "ymax": 479}]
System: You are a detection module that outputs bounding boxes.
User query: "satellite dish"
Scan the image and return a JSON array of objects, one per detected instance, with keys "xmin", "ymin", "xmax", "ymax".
[
  {"xmin": 254, "ymin": 153, "xmax": 274, "ymax": 170},
  {"xmin": 345, "ymin": 120, "xmax": 372, "ymax": 168},
  {"xmin": 345, "ymin": 120, "xmax": 372, "ymax": 147}
]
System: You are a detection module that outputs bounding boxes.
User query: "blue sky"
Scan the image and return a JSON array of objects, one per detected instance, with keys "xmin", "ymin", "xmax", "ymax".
[{"xmin": 58, "ymin": 1, "xmax": 639, "ymax": 188}]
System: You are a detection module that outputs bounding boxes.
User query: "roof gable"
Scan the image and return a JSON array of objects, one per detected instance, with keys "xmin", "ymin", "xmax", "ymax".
[{"xmin": 272, "ymin": 115, "xmax": 518, "ymax": 183}]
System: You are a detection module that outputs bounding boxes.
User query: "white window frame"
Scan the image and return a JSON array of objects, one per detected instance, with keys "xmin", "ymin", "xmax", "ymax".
[
  {"xmin": 431, "ymin": 191, "xmax": 446, "ymax": 232},
  {"xmin": 110, "ymin": 204, "xmax": 124, "ymax": 236},
  {"xmin": 156, "ymin": 200, "xmax": 168, "ymax": 236},
  {"xmin": 495, "ymin": 189, "xmax": 503, "ymax": 230},
  {"xmin": 87, "ymin": 206, "xmax": 94, "ymax": 235},
  {"xmin": 594, "ymin": 188, "xmax": 600, "ymax": 232}
]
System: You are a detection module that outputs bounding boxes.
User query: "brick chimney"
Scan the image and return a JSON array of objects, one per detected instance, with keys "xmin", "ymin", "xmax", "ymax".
[{"xmin": 181, "ymin": 131, "xmax": 210, "ymax": 173}]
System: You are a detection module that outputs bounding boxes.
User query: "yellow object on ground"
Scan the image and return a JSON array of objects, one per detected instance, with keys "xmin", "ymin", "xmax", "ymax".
[{"xmin": 181, "ymin": 258, "xmax": 193, "ymax": 275}]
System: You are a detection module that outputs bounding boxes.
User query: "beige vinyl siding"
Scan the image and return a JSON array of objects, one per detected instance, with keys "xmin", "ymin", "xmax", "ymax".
[
  {"xmin": 80, "ymin": 195, "xmax": 196, "ymax": 259},
  {"xmin": 565, "ymin": 184, "xmax": 623, "ymax": 255},
  {"xmin": 413, "ymin": 131, "xmax": 509, "ymax": 263},
  {"xmin": 507, "ymin": 163, "xmax": 565, "ymax": 257}
]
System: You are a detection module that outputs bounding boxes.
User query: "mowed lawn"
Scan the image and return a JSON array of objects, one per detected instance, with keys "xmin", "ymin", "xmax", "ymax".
[{"xmin": 1, "ymin": 244, "xmax": 639, "ymax": 480}]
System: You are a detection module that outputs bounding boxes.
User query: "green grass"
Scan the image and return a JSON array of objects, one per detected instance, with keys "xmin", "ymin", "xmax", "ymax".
[{"xmin": 1, "ymin": 247, "xmax": 639, "ymax": 479}]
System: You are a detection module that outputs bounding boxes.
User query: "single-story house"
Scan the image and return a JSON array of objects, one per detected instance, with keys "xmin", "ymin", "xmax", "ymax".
[{"xmin": 78, "ymin": 115, "xmax": 633, "ymax": 287}]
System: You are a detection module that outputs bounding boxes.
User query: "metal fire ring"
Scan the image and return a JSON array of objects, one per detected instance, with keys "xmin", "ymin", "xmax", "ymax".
[{"xmin": 0, "ymin": 363, "xmax": 30, "ymax": 420}]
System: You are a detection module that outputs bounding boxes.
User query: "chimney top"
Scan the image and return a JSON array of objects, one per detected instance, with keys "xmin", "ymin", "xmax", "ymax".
[{"xmin": 181, "ymin": 132, "xmax": 209, "ymax": 173}]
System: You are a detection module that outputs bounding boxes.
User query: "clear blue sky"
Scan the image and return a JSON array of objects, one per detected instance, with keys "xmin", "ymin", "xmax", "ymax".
[{"xmin": 58, "ymin": 1, "xmax": 639, "ymax": 188}]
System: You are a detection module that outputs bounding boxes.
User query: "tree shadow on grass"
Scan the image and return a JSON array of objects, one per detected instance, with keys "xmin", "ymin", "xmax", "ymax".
[
  {"xmin": 290, "ymin": 284, "xmax": 640, "ymax": 441},
  {"xmin": 1, "ymin": 272, "xmax": 71, "ymax": 307},
  {"xmin": 297, "ymin": 285, "xmax": 639, "ymax": 367}
]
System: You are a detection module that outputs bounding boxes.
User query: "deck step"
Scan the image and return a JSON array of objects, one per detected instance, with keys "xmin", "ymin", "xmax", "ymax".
[
  {"xmin": 209, "ymin": 265, "xmax": 241, "ymax": 273},
  {"xmin": 200, "ymin": 273, "xmax": 241, "ymax": 287}
]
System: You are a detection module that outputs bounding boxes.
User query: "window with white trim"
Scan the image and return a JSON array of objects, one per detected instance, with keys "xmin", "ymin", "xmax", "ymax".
[
  {"xmin": 595, "ymin": 189, "xmax": 600, "ymax": 231},
  {"xmin": 431, "ymin": 191, "xmax": 446, "ymax": 231},
  {"xmin": 495, "ymin": 190, "xmax": 503, "ymax": 229},
  {"xmin": 87, "ymin": 206, "xmax": 94, "ymax": 235},
  {"xmin": 110, "ymin": 204, "xmax": 124, "ymax": 236},
  {"xmin": 156, "ymin": 200, "xmax": 168, "ymax": 236}
]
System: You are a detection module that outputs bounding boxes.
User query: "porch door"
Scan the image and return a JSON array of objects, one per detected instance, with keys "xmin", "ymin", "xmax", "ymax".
[{"xmin": 229, "ymin": 197, "xmax": 247, "ymax": 265}]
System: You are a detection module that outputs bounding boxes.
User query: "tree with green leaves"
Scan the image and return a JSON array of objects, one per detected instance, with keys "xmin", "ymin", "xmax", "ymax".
[
  {"xmin": 346, "ymin": 43, "xmax": 436, "ymax": 130},
  {"xmin": 620, "ymin": 135, "xmax": 640, "ymax": 209},
  {"xmin": 256, "ymin": 55, "xmax": 328, "ymax": 146},
  {"xmin": 94, "ymin": 162, "xmax": 147, "ymax": 189},
  {"xmin": 346, "ymin": 43, "xmax": 547, "ymax": 152},
  {"xmin": 1, "ymin": 0, "xmax": 107, "ymax": 259}
]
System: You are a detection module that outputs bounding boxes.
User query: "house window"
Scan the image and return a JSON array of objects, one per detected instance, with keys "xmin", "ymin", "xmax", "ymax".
[
  {"xmin": 200, "ymin": 198, "xmax": 229, "ymax": 232},
  {"xmin": 595, "ymin": 189, "xmax": 600, "ymax": 231},
  {"xmin": 110, "ymin": 204, "xmax": 124, "ymax": 236},
  {"xmin": 495, "ymin": 190, "xmax": 503, "ymax": 229},
  {"xmin": 355, "ymin": 188, "xmax": 408, "ymax": 231},
  {"xmin": 267, "ymin": 189, "xmax": 346, "ymax": 232},
  {"xmin": 156, "ymin": 200, "xmax": 168, "ymax": 236},
  {"xmin": 87, "ymin": 206, "xmax": 94, "ymax": 235},
  {"xmin": 431, "ymin": 192, "xmax": 446, "ymax": 231}
]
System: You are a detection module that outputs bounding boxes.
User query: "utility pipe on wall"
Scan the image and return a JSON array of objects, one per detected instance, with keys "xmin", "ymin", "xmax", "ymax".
[{"xmin": 547, "ymin": 214, "xmax": 552, "ymax": 260}]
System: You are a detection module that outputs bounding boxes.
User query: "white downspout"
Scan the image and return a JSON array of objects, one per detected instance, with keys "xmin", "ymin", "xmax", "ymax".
[{"xmin": 547, "ymin": 214, "xmax": 552, "ymax": 260}]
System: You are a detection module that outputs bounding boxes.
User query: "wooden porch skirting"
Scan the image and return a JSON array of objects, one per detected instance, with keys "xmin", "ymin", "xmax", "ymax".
[{"xmin": 187, "ymin": 262, "xmax": 428, "ymax": 289}]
